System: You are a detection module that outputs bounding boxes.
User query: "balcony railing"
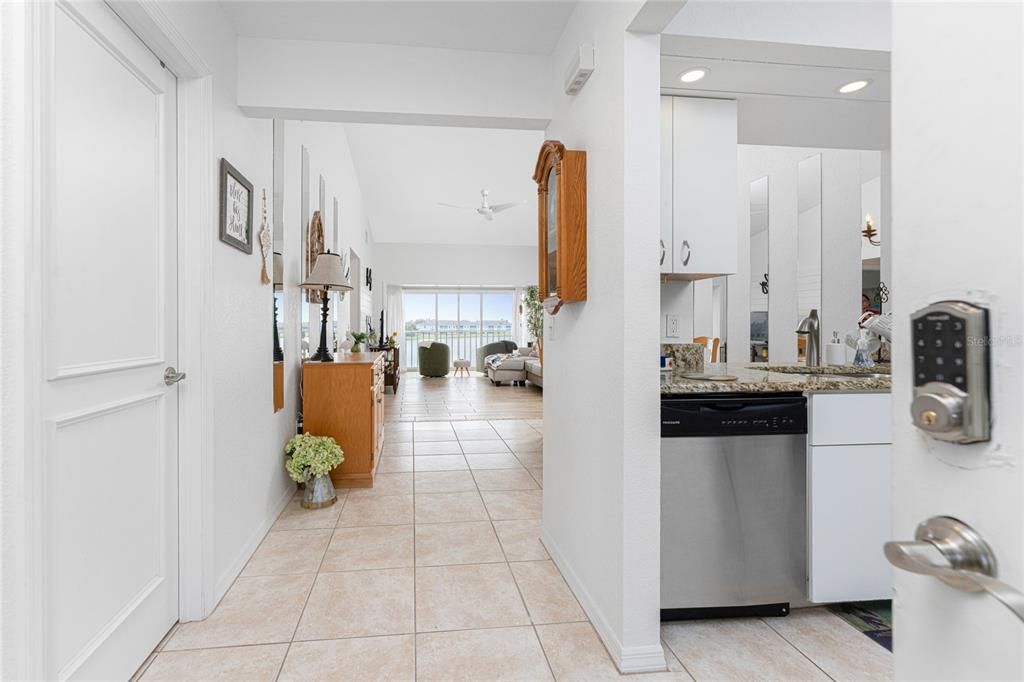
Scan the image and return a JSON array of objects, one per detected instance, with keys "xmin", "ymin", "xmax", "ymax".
[{"xmin": 404, "ymin": 329, "xmax": 514, "ymax": 369}]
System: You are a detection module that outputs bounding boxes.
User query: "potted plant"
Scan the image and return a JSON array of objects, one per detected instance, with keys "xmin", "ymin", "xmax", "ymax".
[
  {"xmin": 387, "ymin": 330, "xmax": 398, "ymax": 348},
  {"xmin": 524, "ymin": 285, "xmax": 544, "ymax": 353},
  {"xmin": 349, "ymin": 331, "xmax": 368, "ymax": 352},
  {"xmin": 284, "ymin": 433, "xmax": 344, "ymax": 508}
]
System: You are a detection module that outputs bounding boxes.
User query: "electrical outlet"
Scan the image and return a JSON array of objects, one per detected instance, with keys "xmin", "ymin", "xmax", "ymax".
[{"xmin": 666, "ymin": 314, "xmax": 681, "ymax": 339}]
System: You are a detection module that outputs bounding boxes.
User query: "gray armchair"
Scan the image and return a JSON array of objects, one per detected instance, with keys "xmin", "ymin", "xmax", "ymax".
[
  {"xmin": 476, "ymin": 340, "xmax": 518, "ymax": 372},
  {"xmin": 418, "ymin": 342, "xmax": 451, "ymax": 377}
]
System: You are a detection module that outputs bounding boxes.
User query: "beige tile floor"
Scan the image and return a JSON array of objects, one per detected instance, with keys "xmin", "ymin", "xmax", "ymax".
[
  {"xmin": 135, "ymin": 378, "xmax": 893, "ymax": 681},
  {"xmin": 386, "ymin": 371, "xmax": 543, "ymax": 422}
]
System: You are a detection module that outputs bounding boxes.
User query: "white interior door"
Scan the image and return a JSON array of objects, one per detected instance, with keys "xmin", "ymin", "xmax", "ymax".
[
  {"xmin": 45, "ymin": 1, "xmax": 178, "ymax": 678},
  {"xmin": 889, "ymin": 3, "xmax": 1024, "ymax": 678}
]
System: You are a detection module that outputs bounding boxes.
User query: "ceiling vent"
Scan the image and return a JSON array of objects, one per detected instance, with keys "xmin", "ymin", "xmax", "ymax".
[{"xmin": 564, "ymin": 45, "xmax": 595, "ymax": 95}]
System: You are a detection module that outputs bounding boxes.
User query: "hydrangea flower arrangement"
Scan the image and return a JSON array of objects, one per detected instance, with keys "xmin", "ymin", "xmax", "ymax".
[{"xmin": 284, "ymin": 433, "xmax": 344, "ymax": 483}]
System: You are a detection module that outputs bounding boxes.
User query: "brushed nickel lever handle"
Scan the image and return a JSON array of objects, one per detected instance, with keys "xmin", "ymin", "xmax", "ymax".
[
  {"xmin": 164, "ymin": 366, "xmax": 187, "ymax": 386},
  {"xmin": 885, "ymin": 516, "xmax": 1024, "ymax": 623}
]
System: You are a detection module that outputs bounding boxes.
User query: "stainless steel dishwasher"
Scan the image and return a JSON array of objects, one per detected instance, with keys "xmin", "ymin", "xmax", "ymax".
[{"xmin": 661, "ymin": 392, "xmax": 808, "ymax": 620}]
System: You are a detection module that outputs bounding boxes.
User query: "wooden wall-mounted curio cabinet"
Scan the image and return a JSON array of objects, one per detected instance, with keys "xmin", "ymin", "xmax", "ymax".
[{"xmin": 534, "ymin": 140, "xmax": 587, "ymax": 314}]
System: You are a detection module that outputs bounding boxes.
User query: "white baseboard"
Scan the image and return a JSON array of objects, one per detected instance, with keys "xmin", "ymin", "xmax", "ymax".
[
  {"xmin": 213, "ymin": 484, "xmax": 295, "ymax": 605},
  {"xmin": 541, "ymin": 528, "xmax": 667, "ymax": 674}
]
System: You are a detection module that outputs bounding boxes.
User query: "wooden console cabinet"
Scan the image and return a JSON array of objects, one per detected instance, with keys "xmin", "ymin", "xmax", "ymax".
[
  {"xmin": 372, "ymin": 346, "xmax": 400, "ymax": 394},
  {"xmin": 302, "ymin": 352, "xmax": 385, "ymax": 488}
]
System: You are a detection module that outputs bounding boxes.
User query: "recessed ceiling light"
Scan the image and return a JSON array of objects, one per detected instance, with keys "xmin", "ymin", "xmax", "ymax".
[
  {"xmin": 838, "ymin": 79, "xmax": 871, "ymax": 94},
  {"xmin": 679, "ymin": 68, "xmax": 709, "ymax": 84}
]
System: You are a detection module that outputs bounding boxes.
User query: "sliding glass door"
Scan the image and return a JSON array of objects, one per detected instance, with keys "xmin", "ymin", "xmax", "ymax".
[{"xmin": 403, "ymin": 289, "xmax": 515, "ymax": 369}]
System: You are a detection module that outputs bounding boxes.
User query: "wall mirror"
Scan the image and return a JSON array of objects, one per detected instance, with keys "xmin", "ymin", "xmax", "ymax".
[
  {"xmin": 300, "ymin": 145, "xmax": 310, "ymax": 358},
  {"xmin": 272, "ymin": 123, "xmax": 285, "ymax": 412},
  {"xmin": 749, "ymin": 176, "xmax": 769, "ymax": 362},
  {"xmin": 796, "ymin": 153, "xmax": 822, "ymax": 362},
  {"xmin": 860, "ymin": 153, "xmax": 883, "ymax": 318}
]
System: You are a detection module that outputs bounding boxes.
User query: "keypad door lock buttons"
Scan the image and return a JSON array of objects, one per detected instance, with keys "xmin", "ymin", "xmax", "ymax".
[{"xmin": 910, "ymin": 301, "xmax": 989, "ymax": 443}]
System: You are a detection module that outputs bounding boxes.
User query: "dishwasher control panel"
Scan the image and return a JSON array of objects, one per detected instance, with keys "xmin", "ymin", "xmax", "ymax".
[
  {"xmin": 910, "ymin": 300, "xmax": 990, "ymax": 443},
  {"xmin": 661, "ymin": 394, "xmax": 807, "ymax": 438}
]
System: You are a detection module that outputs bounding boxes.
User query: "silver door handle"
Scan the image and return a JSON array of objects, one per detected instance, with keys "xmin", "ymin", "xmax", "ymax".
[
  {"xmin": 164, "ymin": 366, "xmax": 187, "ymax": 386},
  {"xmin": 659, "ymin": 239, "xmax": 666, "ymax": 266},
  {"xmin": 885, "ymin": 516, "xmax": 1024, "ymax": 622},
  {"xmin": 680, "ymin": 240, "xmax": 691, "ymax": 267}
]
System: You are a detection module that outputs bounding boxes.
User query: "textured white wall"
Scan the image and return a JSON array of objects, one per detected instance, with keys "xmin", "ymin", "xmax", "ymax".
[
  {"xmin": 374, "ymin": 243, "xmax": 536, "ymax": 288},
  {"xmin": 541, "ymin": 1, "xmax": 664, "ymax": 673},
  {"xmin": 156, "ymin": 1, "xmax": 295, "ymax": 603},
  {"xmin": 237, "ymin": 37, "xmax": 552, "ymax": 129},
  {"xmin": 280, "ymin": 121, "xmax": 376, "ymax": 352}
]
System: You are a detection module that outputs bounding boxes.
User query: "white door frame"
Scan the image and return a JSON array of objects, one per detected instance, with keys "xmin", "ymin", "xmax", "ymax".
[{"xmin": 0, "ymin": 1, "xmax": 216, "ymax": 677}]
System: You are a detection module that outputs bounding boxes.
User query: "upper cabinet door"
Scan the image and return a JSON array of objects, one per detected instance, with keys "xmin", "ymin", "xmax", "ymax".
[
  {"xmin": 660, "ymin": 96, "xmax": 674, "ymax": 275},
  {"xmin": 671, "ymin": 97, "xmax": 738, "ymax": 278}
]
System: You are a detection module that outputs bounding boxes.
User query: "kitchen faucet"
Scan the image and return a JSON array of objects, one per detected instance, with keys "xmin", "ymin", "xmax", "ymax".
[{"xmin": 795, "ymin": 309, "xmax": 821, "ymax": 367}]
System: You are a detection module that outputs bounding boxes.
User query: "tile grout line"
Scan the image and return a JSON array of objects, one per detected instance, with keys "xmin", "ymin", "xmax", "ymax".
[
  {"xmin": 760, "ymin": 617, "xmax": 838, "ymax": 681},
  {"xmin": 470, "ymin": 435, "xmax": 558, "ymax": 682},
  {"xmin": 273, "ymin": 488, "xmax": 348, "ymax": 681},
  {"xmin": 661, "ymin": 637, "xmax": 697, "ymax": 682}
]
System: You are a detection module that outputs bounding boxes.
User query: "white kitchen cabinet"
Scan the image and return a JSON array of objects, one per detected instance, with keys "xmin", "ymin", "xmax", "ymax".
[
  {"xmin": 660, "ymin": 96, "xmax": 674, "ymax": 275},
  {"xmin": 806, "ymin": 392, "xmax": 893, "ymax": 603},
  {"xmin": 664, "ymin": 96, "xmax": 737, "ymax": 279}
]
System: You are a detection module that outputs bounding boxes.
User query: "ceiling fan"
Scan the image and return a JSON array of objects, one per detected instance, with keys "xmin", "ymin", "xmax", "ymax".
[{"xmin": 438, "ymin": 189, "xmax": 525, "ymax": 221}]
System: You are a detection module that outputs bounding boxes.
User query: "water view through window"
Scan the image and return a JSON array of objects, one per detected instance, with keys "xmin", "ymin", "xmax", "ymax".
[{"xmin": 403, "ymin": 290, "xmax": 515, "ymax": 369}]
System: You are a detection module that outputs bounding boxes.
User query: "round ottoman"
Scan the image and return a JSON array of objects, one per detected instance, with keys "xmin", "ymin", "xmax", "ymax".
[{"xmin": 453, "ymin": 359, "xmax": 471, "ymax": 377}]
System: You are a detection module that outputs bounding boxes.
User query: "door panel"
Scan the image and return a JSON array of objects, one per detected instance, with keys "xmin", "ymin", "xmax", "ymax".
[
  {"xmin": 890, "ymin": 3, "xmax": 1024, "ymax": 678},
  {"xmin": 45, "ymin": 2, "xmax": 178, "ymax": 679}
]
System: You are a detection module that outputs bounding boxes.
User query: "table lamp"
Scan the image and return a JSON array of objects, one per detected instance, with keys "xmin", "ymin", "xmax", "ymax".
[{"xmin": 300, "ymin": 250, "xmax": 352, "ymax": 361}]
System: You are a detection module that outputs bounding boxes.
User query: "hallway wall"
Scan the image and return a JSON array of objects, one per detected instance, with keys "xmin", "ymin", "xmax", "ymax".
[
  {"xmin": 374, "ymin": 243, "xmax": 535, "ymax": 287},
  {"xmin": 540, "ymin": 1, "xmax": 664, "ymax": 673},
  {"xmin": 279, "ymin": 120, "xmax": 376, "ymax": 352},
  {"xmin": 157, "ymin": 1, "xmax": 296, "ymax": 604}
]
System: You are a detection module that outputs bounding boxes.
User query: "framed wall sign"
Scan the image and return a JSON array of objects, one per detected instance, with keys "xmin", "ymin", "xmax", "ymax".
[{"xmin": 219, "ymin": 158, "xmax": 254, "ymax": 253}]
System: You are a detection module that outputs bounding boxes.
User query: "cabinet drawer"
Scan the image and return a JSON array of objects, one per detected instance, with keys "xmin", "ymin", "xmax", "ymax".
[
  {"xmin": 807, "ymin": 443, "xmax": 893, "ymax": 603},
  {"xmin": 808, "ymin": 392, "xmax": 891, "ymax": 446}
]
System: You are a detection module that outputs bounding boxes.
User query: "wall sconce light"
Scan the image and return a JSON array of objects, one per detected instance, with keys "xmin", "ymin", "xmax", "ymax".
[{"xmin": 862, "ymin": 213, "xmax": 880, "ymax": 246}]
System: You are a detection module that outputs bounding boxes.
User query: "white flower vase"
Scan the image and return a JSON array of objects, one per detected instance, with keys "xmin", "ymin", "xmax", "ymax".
[{"xmin": 301, "ymin": 473, "xmax": 337, "ymax": 509}]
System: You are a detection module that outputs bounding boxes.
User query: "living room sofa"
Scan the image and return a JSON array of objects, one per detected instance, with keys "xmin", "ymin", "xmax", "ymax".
[
  {"xmin": 476, "ymin": 340, "xmax": 518, "ymax": 373},
  {"xmin": 525, "ymin": 357, "xmax": 543, "ymax": 387}
]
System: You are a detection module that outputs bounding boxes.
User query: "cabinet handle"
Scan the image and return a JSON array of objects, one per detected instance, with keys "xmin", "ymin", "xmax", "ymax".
[
  {"xmin": 659, "ymin": 239, "xmax": 666, "ymax": 266},
  {"xmin": 680, "ymin": 240, "xmax": 692, "ymax": 267}
]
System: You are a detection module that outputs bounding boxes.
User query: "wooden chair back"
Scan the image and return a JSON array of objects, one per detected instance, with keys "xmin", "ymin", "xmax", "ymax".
[{"xmin": 693, "ymin": 336, "xmax": 720, "ymax": 363}]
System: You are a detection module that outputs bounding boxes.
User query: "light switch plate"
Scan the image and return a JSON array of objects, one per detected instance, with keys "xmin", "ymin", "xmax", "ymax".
[{"xmin": 666, "ymin": 314, "xmax": 681, "ymax": 339}]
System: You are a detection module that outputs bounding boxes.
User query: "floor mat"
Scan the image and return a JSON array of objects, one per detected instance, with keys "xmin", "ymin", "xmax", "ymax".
[{"xmin": 829, "ymin": 601, "xmax": 892, "ymax": 652}]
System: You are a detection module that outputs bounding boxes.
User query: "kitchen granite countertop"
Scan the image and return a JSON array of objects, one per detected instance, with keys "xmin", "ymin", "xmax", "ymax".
[{"xmin": 661, "ymin": 362, "xmax": 891, "ymax": 394}]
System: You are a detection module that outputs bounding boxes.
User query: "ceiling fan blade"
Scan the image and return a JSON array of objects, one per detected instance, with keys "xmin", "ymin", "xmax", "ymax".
[
  {"xmin": 437, "ymin": 202, "xmax": 478, "ymax": 210},
  {"xmin": 489, "ymin": 200, "xmax": 527, "ymax": 213}
]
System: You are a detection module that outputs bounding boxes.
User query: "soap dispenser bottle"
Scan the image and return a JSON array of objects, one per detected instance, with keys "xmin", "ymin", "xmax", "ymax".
[
  {"xmin": 825, "ymin": 331, "xmax": 846, "ymax": 366},
  {"xmin": 853, "ymin": 329, "xmax": 875, "ymax": 368}
]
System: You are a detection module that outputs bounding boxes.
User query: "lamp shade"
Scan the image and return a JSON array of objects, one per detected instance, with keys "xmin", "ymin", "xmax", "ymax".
[
  {"xmin": 273, "ymin": 251, "xmax": 284, "ymax": 286},
  {"xmin": 300, "ymin": 250, "xmax": 353, "ymax": 291}
]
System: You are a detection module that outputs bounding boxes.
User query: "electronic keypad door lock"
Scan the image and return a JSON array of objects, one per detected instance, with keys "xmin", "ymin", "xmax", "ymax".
[{"xmin": 910, "ymin": 300, "xmax": 990, "ymax": 443}]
